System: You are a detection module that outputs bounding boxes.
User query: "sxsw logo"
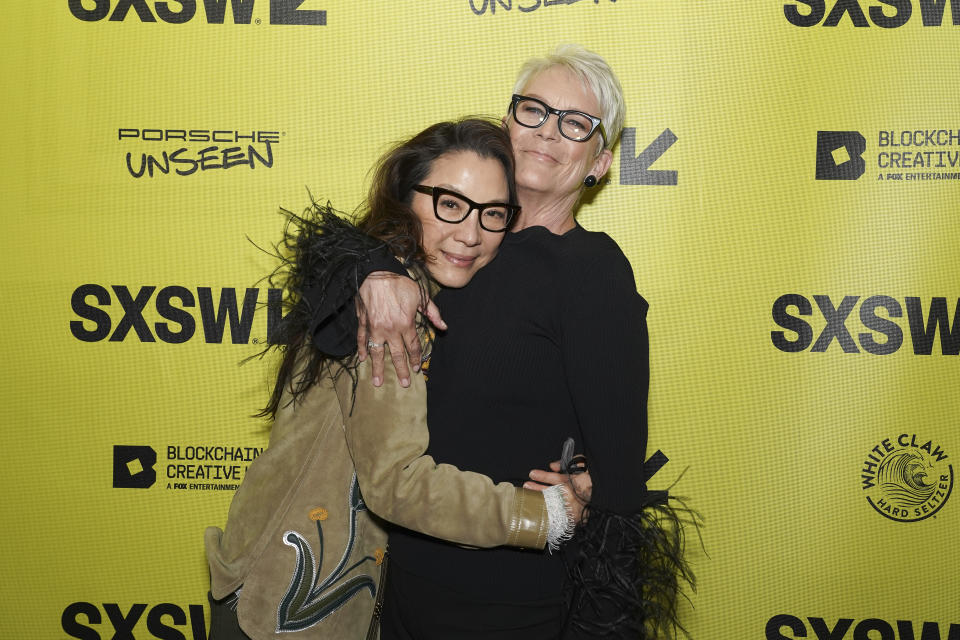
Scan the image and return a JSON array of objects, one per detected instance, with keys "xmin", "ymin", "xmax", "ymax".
[
  {"xmin": 113, "ymin": 445, "xmax": 157, "ymax": 489},
  {"xmin": 70, "ymin": 284, "xmax": 284, "ymax": 345},
  {"xmin": 816, "ymin": 131, "xmax": 866, "ymax": 180},
  {"xmin": 771, "ymin": 294, "xmax": 960, "ymax": 356},
  {"xmin": 767, "ymin": 615, "xmax": 960, "ymax": 640},
  {"xmin": 63, "ymin": 602, "xmax": 207, "ymax": 640},
  {"xmin": 68, "ymin": 0, "xmax": 326, "ymax": 25},
  {"xmin": 784, "ymin": 1, "xmax": 960, "ymax": 27}
]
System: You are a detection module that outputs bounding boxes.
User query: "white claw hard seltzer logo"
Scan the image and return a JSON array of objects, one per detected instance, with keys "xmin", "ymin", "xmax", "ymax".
[{"xmin": 861, "ymin": 433, "xmax": 953, "ymax": 522}]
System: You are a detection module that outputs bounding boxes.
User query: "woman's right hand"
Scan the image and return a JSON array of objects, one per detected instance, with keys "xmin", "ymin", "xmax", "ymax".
[
  {"xmin": 356, "ymin": 271, "xmax": 446, "ymax": 387},
  {"xmin": 524, "ymin": 461, "xmax": 592, "ymax": 525}
]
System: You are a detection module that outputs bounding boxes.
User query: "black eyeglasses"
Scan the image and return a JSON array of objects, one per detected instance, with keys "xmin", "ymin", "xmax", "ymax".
[
  {"xmin": 509, "ymin": 94, "xmax": 607, "ymax": 145},
  {"xmin": 412, "ymin": 185, "xmax": 519, "ymax": 233}
]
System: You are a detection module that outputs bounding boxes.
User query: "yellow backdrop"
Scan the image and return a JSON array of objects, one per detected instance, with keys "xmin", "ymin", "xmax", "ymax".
[{"xmin": 2, "ymin": 1, "xmax": 957, "ymax": 638}]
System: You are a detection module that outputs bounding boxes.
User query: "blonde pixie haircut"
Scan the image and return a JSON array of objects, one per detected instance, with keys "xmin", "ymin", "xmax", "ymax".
[{"xmin": 511, "ymin": 43, "xmax": 626, "ymax": 152}]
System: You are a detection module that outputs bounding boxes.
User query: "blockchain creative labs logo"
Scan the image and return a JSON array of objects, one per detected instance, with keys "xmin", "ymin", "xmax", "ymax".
[
  {"xmin": 815, "ymin": 131, "xmax": 866, "ymax": 180},
  {"xmin": 112, "ymin": 445, "xmax": 157, "ymax": 489},
  {"xmin": 860, "ymin": 433, "xmax": 953, "ymax": 522},
  {"xmin": 118, "ymin": 128, "xmax": 281, "ymax": 179},
  {"xmin": 112, "ymin": 443, "xmax": 263, "ymax": 491},
  {"xmin": 816, "ymin": 129, "xmax": 960, "ymax": 182}
]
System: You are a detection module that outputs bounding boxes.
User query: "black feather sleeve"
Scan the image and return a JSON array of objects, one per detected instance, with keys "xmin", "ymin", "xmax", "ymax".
[
  {"xmin": 563, "ymin": 491, "xmax": 702, "ymax": 639},
  {"xmin": 255, "ymin": 199, "xmax": 416, "ymax": 418},
  {"xmin": 269, "ymin": 201, "xmax": 407, "ymax": 358}
]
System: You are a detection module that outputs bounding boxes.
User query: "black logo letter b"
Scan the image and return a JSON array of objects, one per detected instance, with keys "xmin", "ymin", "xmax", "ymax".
[
  {"xmin": 816, "ymin": 131, "xmax": 866, "ymax": 180},
  {"xmin": 113, "ymin": 445, "xmax": 157, "ymax": 489}
]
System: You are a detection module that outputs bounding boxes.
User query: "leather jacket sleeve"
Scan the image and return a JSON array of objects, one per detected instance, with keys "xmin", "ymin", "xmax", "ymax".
[{"xmin": 333, "ymin": 359, "xmax": 549, "ymax": 550}]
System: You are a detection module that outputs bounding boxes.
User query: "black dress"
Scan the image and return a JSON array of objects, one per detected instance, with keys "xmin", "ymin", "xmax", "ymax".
[{"xmin": 382, "ymin": 224, "xmax": 651, "ymax": 639}]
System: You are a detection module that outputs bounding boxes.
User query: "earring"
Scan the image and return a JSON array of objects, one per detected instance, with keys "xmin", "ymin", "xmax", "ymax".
[{"xmin": 583, "ymin": 175, "xmax": 597, "ymax": 188}]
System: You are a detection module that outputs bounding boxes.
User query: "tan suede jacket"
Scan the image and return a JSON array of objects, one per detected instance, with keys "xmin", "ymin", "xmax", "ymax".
[{"xmin": 205, "ymin": 356, "xmax": 549, "ymax": 639}]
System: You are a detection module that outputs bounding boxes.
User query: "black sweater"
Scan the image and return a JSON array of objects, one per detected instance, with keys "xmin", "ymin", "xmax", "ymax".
[{"xmin": 389, "ymin": 223, "xmax": 650, "ymax": 602}]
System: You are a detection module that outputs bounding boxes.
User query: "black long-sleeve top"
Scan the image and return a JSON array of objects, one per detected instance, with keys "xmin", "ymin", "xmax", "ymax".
[{"xmin": 389, "ymin": 223, "xmax": 650, "ymax": 602}]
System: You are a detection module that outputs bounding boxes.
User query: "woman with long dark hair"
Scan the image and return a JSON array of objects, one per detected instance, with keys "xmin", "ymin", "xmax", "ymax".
[{"xmin": 205, "ymin": 118, "xmax": 578, "ymax": 640}]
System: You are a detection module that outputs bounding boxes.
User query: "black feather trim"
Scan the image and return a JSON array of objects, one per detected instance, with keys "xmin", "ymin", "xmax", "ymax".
[
  {"xmin": 562, "ymin": 490, "xmax": 703, "ymax": 639},
  {"xmin": 250, "ymin": 198, "xmax": 429, "ymax": 418}
]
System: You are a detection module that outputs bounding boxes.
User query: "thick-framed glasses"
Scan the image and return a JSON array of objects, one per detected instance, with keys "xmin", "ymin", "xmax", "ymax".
[
  {"xmin": 412, "ymin": 185, "xmax": 519, "ymax": 233},
  {"xmin": 509, "ymin": 94, "xmax": 607, "ymax": 145}
]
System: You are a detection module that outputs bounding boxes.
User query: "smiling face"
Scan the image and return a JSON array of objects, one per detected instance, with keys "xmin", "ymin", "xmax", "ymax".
[
  {"xmin": 412, "ymin": 151, "xmax": 509, "ymax": 288},
  {"xmin": 508, "ymin": 65, "xmax": 613, "ymax": 201}
]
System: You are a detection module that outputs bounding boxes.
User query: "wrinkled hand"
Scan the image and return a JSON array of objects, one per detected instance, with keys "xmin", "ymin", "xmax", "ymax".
[
  {"xmin": 524, "ymin": 459, "xmax": 592, "ymax": 525},
  {"xmin": 356, "ymin": 271, "xmax": 446, "ymax": 387}
]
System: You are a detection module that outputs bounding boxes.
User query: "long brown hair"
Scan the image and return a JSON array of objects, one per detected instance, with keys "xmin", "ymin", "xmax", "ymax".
[{"xmin": 259, "ymin": 118, "xmax": 517, "ymax": 419}]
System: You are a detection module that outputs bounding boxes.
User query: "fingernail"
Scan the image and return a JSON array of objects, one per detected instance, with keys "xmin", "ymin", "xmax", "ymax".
[
  {"xmin": 400, "ymin": 378, "xmax": 409, "ymax": 388},
  {"xmin": 373, "ymin": 377, "xmax": 381, "ymax": 387},
  {"xmin": 412, "ymin": 364, "xmax": 420, "ymax": 372}
]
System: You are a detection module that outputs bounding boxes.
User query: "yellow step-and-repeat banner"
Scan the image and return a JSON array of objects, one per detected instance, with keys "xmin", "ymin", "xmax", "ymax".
[{"xmin": 1, "ymin": 1, "xmax": 957, "ymax": 638}]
